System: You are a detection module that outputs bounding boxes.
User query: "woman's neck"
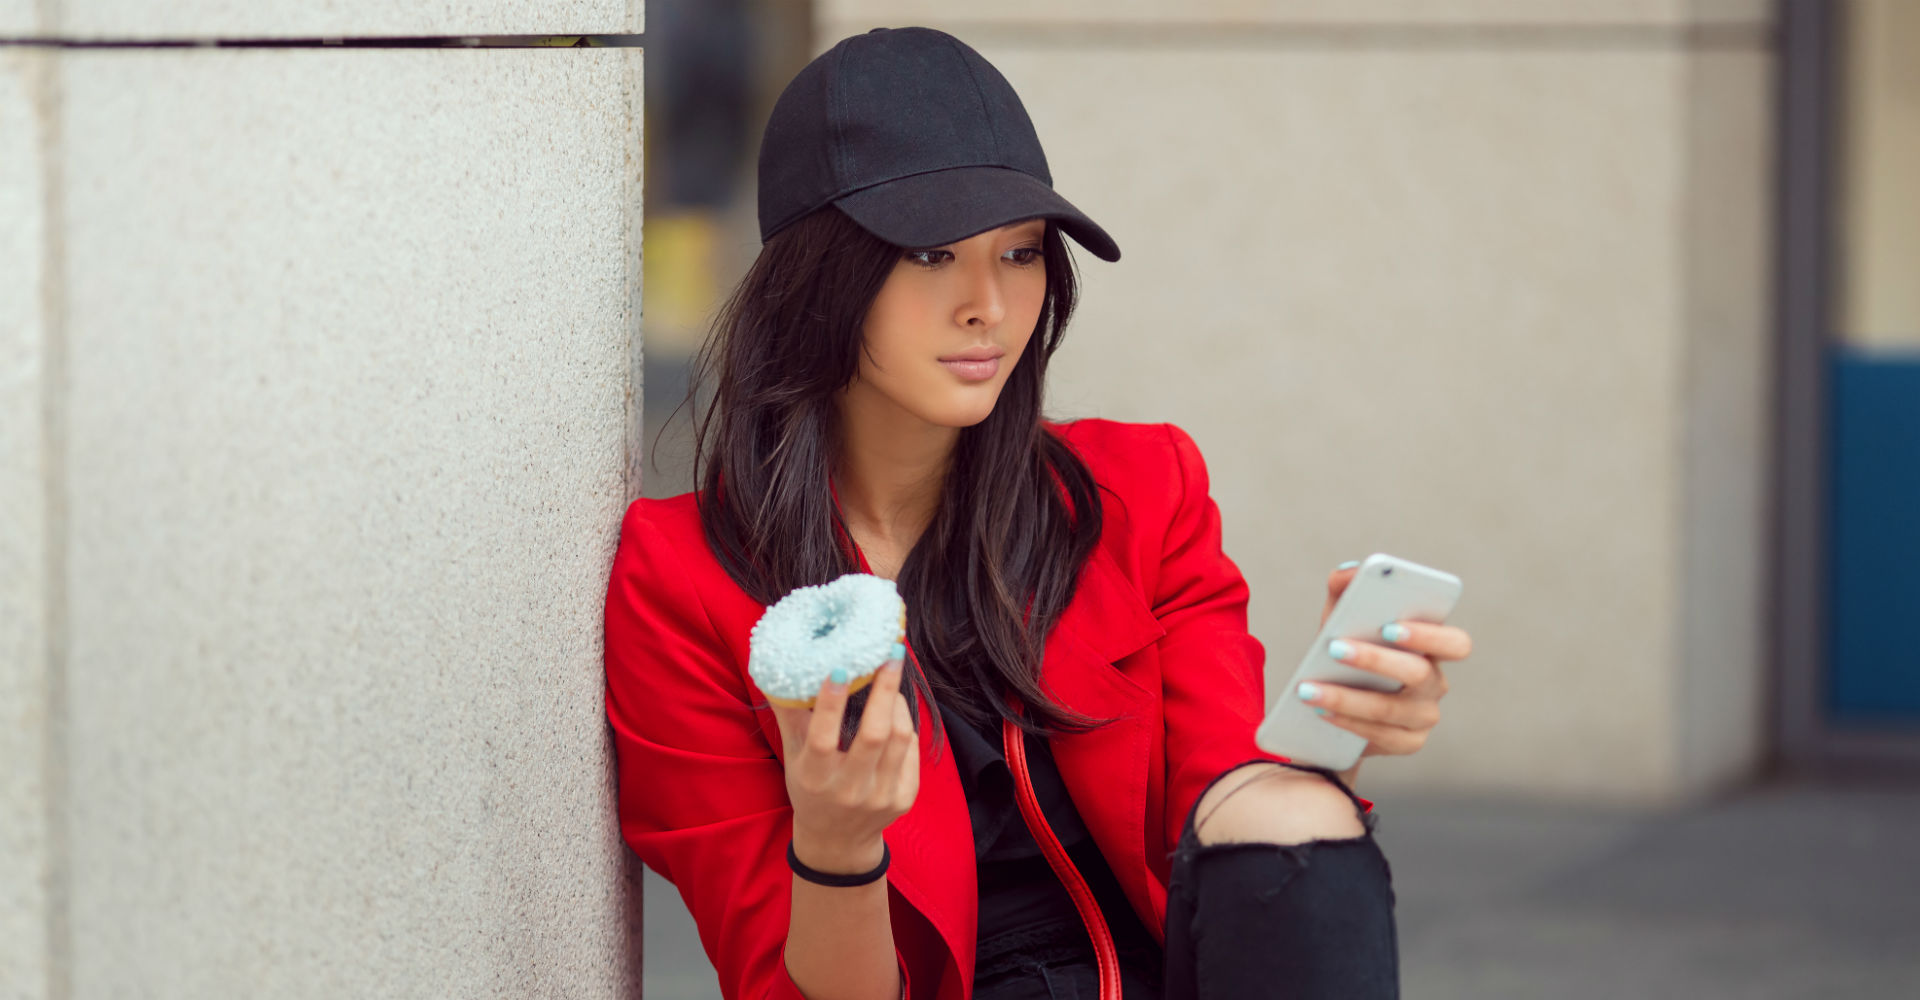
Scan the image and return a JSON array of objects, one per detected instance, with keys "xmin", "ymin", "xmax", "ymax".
[{"xmin": 833, "ymin": 398, "xmax": 957, "ymax": 551}]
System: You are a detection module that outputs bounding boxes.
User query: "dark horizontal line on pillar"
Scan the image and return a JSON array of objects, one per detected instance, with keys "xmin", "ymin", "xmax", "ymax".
[
  {"xmin": 817, "ymin": 20, "xmax": 1773, "ymax": 51},
  {"xmin": 0, "ymin": 33, "xmax": 644, "ymax": 49}
]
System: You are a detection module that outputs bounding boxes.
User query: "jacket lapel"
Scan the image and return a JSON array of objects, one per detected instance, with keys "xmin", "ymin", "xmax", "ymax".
[
  {"xmin": 881, "ymin": 540, "xmax": 1166, "ymax": 994},
  {"xmin": 1039, "ymin": 541, "xmax": 1168, "ymax": 937}
]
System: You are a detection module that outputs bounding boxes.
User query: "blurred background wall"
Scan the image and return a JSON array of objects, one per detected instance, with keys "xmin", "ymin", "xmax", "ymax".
[
  {"xmin": 643, "ymin": 0, "xmax": 1919, "ymax": 806},
  {"xmin": 818, "ymin": 0, "xmax": 1781, "ymax": 810},
  {"xmin": 650, "ymin": 0, "xmax": 1778, "ymax": 806},
  {"xmin": 3, "ymin": 3, "xmax": 647, "ymax": 997}
]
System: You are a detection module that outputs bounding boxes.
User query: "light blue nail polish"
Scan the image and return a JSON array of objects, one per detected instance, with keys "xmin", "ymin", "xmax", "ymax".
[
  {"xmin": 1296, "ymin": 682, "xmax": 1320, "ymax": 702},
  {"xmin": 829, "ymin": 667, "xmax": 848, "ymax": 686},
  {"xmin": 1336, "ymin": 560, "xmax": 1361, "ymax": 571},
  {"xmin": 1381, "ymin": 623, "xmax": 1411, "ymax": 643},
  {"xmin": 888, "ymin": 641, "xmax": 906, "ymax": 662},
  {"xmin": 1328, "ymin": 639, "xmax": 1355, "ymax": 662},
  {"xmin": 1314, "ymin": 707, "xmax": 1332, "ymax": 718}
]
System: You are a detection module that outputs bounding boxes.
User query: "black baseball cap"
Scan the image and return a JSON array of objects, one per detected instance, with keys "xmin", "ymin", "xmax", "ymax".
[{"xmin": 756, "ymin": 26, "xmax": 1122, "ymax": 262}]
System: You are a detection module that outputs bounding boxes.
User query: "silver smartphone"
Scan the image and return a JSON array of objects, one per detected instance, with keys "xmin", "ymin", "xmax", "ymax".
[{"xmin": 1254, "ymin": 552, "xmax": 1464, "ymax": 771}]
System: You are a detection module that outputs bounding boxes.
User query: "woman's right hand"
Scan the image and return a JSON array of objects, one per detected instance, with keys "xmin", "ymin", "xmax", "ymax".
[{"xmin": 768, "ymin": 651, "xmax": 920, "ymax": 874}]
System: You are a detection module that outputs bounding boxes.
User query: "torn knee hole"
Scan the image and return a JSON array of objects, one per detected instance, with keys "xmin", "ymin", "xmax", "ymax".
[{"xmin": 1176, "ymin": 830, "xmax": 1375, "ymax": 867}]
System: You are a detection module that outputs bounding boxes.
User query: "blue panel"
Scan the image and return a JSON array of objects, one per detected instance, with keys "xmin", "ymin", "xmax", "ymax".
[{"xmin": 1826, "ymin": 349, "xmax": 1920, "ymax": 723}]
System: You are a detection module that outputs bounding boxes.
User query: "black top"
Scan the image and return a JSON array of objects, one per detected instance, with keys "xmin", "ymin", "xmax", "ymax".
[{"xmin": 936, "ymin": 699, "xmax": 1163, "ymax": 987}]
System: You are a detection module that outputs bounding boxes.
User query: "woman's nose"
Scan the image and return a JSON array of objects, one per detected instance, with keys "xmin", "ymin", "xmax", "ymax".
[{"xmin": 959, "ymin": 259, "xmax": 1007, "ymax": 327}]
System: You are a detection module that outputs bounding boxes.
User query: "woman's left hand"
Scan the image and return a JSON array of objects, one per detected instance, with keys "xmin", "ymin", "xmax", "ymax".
[{"xmin": 1300, "ymin": 562, "xmax": 1474, "ymax": 785}]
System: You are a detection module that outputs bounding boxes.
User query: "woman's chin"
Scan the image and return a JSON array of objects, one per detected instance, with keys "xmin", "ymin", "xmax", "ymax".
[{"xmin": 915, "ymin": 393, "xmax": 1001, "ymax": 429}]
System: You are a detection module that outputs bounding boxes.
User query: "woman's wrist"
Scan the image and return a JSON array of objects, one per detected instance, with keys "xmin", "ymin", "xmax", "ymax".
[{"xmin": 791, "ymin": 827, "xmax": 887, "ymax": 875}]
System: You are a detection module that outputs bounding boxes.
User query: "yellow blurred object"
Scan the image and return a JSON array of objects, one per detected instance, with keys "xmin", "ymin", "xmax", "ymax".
[{"xmin": 644, "ymin": 211, "xmax": 723, "ymax": 355}]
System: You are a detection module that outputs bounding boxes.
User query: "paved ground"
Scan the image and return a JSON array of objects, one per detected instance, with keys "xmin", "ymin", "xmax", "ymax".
[{"xmin": 640, "ymin": 775, "xmax": 1920, "ymax": 999}]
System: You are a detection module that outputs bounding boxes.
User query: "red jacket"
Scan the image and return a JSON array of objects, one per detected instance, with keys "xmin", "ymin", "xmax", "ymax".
[{"xmin": 603, "ymin": 417, "xmax": 1373, "ymax": 1000}]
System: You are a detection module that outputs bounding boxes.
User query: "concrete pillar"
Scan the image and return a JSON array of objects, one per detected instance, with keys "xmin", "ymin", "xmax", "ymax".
[
  {"xmin": 816, "ymin": 1, "xmax": 1777, "ymax": 805},
  {"xmin": 3, "ymin": 8, "xmax": 59, "ymax": 997},
  {"xmin": 3, "ymin": 3, "xmax": 648, "ymax": 996}
]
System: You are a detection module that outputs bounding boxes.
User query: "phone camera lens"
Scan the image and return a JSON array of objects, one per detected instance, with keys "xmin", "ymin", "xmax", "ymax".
[{"xmin": 1382, "ymin": 566, "xmax": 1393, "ymax": 576}]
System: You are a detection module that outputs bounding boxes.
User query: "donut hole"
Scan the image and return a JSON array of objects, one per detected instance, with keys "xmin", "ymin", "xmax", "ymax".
[{"xmin": 811, "ymin": 597, "xmax": 847, "ymax": 639}]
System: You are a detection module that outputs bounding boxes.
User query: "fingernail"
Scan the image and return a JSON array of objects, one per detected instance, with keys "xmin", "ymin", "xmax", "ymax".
[
  {"xmin": 1314, "ymin": 707, "xmax": 1332, "ymax": 718},
  {"xmin": 1336, "ymin": 560, "xmax": 1361, "ymax": 571},
  {"xmin": 888, "ymin": 641, "xmax": 906, "ymax": 662},
  {"xmin": 1328, "ymin": 639, "xmax": 1355, "ymax": 661},
  {"xmin": 1296, "ymin": 682, "xmax": 1320, "ymax": 703},
  {"xmin": 829, "ymin": 667, "xmax": 848, "ymax": 688},
  {"xmin": 1381, "ymin": 623, "xmax": 1411, "ymax": 643}
]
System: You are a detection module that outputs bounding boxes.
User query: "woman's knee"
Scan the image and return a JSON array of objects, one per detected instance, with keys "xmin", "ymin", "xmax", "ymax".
[{"xmin": 1191, "ymin": 764, "xmax": 1369, "ymax": 847}]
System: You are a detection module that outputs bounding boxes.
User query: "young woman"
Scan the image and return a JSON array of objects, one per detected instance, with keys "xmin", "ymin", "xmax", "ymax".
[{"xmin": 603, "ymin": 26, "xmax": 1472, "ymax": 1000}]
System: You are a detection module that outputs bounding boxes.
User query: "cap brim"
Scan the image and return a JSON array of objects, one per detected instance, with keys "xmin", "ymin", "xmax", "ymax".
[{"xmin": 832, "ymin": 165, "xmax": 1121, "ymax": 263}]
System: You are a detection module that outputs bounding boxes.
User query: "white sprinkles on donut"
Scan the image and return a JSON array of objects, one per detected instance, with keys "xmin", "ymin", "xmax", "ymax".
[{"xmin": 748, "ymin": 572, "xmax": 907, "ymax": 706}]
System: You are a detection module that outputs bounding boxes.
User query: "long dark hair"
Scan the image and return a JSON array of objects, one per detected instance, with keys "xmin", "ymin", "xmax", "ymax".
[{"xmin": 669, "ymin": 204, "xmax": 1120, "ymax": 753}]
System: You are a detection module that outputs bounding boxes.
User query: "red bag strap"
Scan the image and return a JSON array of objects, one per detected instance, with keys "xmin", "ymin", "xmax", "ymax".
[{"xmin": 1003, "ymin": 703, "xmax": 1122, "ymax": 1000}]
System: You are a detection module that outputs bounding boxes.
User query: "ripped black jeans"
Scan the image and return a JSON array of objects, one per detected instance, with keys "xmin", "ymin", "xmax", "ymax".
[{"xmin": 970, "ymin": 760, "xmax": 1398, "ymax": 1000}]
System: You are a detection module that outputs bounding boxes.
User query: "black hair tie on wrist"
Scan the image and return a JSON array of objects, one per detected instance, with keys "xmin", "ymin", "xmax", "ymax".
[{"xmin": 788, "ymin": 839, "xmax": 890, "ymax": 887}]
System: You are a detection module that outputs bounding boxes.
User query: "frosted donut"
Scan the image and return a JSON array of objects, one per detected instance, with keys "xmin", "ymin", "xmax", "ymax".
[{"xmin": 748, "ymin": 572, "xmax": 908, "ymax": 709}]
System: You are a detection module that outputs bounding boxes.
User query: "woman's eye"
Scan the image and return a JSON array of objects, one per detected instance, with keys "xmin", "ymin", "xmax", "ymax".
[{"xmin": 904, "ymin": 246, "xmax": 1042, "ymax": 268}]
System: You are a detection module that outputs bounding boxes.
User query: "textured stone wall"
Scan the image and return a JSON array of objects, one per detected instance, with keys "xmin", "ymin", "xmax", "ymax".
[{"xmin": 3, "ymin": 4, "xmax": 647, "ymax": 996}]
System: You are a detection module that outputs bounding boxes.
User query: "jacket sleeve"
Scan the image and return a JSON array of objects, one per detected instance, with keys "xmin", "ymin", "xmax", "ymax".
[
  {"xmin": 1151, "ymin": 423, "xmax": 1374, "ymax": 850},
  {"xmin": 603, "ymin": 503, "xmax": 914, "ymax": 1000}
]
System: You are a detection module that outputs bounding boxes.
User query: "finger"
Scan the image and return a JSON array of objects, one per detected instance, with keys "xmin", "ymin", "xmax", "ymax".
[
  {"xmin": 1296, "ymin": 678, "xmax": 1442, "ymax": 732},
  {"xmin": 805, "ymin": 669, "xmax": 854, "ymax": 759},
  {"xmin": 1314, "ymin": 709, "xmax": 1430, "ymax": 757},
  {"xmin": 846, "ymin": 653, "xmax": 907, "ymax": 774},
  {"xmin": 895, "ymin": 698, "xmax": 920, "ymax": 804},
  {"xmin": 770, "ymin": 704, "xmax": 813, "ymax": 760},
  {"xmin": 1320, "ymin": 636, "xmax": 1432, "ymax": 689},
  {"xmin": 874, "ymin": 689, "xmax": 916, "ymax": 804},
  {"xmin": 1376, "ymin": 620, "xmax": 1473, "ymax": 662}
]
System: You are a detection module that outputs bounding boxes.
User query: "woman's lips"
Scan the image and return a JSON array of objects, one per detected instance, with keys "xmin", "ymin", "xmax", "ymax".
[{"xmin": 938, "ymin": 356, "xmax": 1001, "ymax": 381}]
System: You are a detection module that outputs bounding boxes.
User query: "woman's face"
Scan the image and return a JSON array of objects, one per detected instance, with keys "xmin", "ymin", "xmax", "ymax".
[{"xmin": 844, "ymin": 217, "xmax": 1049, "ymax": 429}]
